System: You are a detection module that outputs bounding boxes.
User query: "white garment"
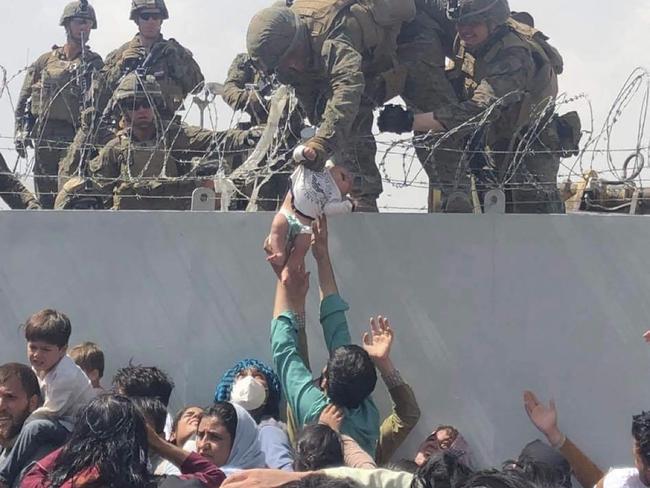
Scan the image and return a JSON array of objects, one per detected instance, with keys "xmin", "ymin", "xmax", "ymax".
[
  {"xmin": 602, "ymin": 468, "xmax": 646, "ymax": 488},
  {"xmin": 151, "ymin": 455, "xmax": 182, "ymax": 476},
  {"xmin": 323, "ymin": 467, "xmax": 414, "ymax": 488},
  {"xmin": 290, "ymin": 166, "xmax": 353, "ymax": 220},
  {"xmin": 31, "ymin": 355, "xmax": 97, "ymax": 431}
]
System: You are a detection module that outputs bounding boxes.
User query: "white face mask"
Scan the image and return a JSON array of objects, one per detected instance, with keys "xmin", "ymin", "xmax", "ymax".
[{"xmin": 230, "ymin": 375, "xmax": 267, "ymax": 412}]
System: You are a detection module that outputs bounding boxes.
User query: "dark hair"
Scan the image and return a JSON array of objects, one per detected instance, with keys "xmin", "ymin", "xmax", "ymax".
[
  {"xmin": 0, "ymin": 363, "xmax": 41, "ymax": 401},
  {"xmin": 414, "ymin": 451, "xmax": 473, "ymax": 488},
  {"xmin": 24, "ymin": 309, "xmax": 71, "ymax": 348},
  {"xmin": 512, "ymin": 440, "xmax": 572, "ymax": 488},
  {"xmin": 203, "ymin": 403, "xmax": 238, "ymax": 442},
  {"xmin": 384, "ymin": 459, "xmax": 419, "ymax": 473},
  {"xmin": 463, "ymin": 470, "xmax": 536, "ymax": 488},
  {"xmin": 294, "ymin": 424, "xmax": 344, "ymax": 472},
  {"xmin": 633, "ymin": 411, "xmax": 650, "ymax": 466},
  {"xmin": 281, "ymin": 474, "xmax": 361, "ymax": 488},
  {"xmin": 326, "ymin": 345, "xmax": 377, "ymax": 409},
  {"xmin": 48, "ymin": 395, "xmax": 149, "ymax": 488},
  {"xmin": 112, "ymin": 364, "xmax": 174, "ymax": 406},
  {"xmin": 69, "ymin": 342, "xmax": 105, "ymax": 377},
  {"xmin": 131, "ymin": 396, "xmax": 167, "ymax": 435}
]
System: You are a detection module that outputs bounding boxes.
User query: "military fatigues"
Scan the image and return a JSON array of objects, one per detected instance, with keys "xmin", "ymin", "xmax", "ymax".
[
  {"xmin": 0, "ymin": 153, "xmax": 41, "ymax": 210},
  {"xmin": 435, "ymin": 19, "xmax": 566, "ymax": 213},
  {"xmin": 59, "ymin": 34, "xmax": 204, "ymax": 186},
  {"xmin": 15, "ymin": 46, "xmax": 103, "ymax": 208},
  {"xmin": 87, "ymin": 124, "xmax": 255, "ymax": 210},
  {"xmin": 223, "ymin": 53, "xmax": 269, "ymax": 126}
]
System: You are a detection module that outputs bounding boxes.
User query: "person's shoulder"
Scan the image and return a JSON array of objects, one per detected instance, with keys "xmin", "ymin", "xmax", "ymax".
[
  {"xmin": 105, "ymin": 38, "xmax": 135, "ymax": 63},
  {"xmin": 166, "ymin": 38, "xmax": 196, "ymax": 58},
  {"xmin": 604, "ymin": 467, "xmax": 643, "ymax": 488}
]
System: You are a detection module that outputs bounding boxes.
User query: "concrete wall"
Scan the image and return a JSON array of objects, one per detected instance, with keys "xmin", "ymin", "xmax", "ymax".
[{"xmin": 1, "ymin": 211, "xmax": 649, "ymax": 469}]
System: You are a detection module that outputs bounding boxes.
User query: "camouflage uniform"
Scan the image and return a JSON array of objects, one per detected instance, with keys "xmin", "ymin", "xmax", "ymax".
[
  {"xmin": 223, "ymin": 53, "xmax": 269, "ymax": 126},
  {"xmin": 15, "ymin": 47, "xmax": 103, "ymax": 209},
  {"xmin": 0, "ymin": 153, "xmax": 41, "ymax": 210},
  {"xmin": 247, "ymin": 2, "xmax": 417, "ymax": 211}
]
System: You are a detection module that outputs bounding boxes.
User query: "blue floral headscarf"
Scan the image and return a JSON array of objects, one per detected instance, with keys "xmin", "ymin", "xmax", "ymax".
[{"xmin": 214, "ymin": 358, "xmax": 282, "ymax": 421}]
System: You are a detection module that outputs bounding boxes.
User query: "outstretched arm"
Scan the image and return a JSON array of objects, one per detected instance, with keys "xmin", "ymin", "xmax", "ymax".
[
  {"xmin": 523, "ymin": 390, "xmax": 604, "ymax": 488},
  {"xmin": 312, "ymin": 216, "xmax": 338, "ymax": 300}
]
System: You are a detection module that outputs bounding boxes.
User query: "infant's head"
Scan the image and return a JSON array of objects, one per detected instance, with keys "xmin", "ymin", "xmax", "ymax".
[{"xmin": 326, "ymin": 163, "xmax": 353, "ymax": 196}]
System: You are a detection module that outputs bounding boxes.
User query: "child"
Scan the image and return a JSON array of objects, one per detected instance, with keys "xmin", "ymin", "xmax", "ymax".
[
  {"xmin": 69, "ymin": 341, "xmax": 105, "ymax": 391},
  {"xmin": 264, "ymin": 145, "xmax": 354, "ymax": 282},
  {"xmin": 0, "ymin": 309, "xmax": 97, "ymax": 487}
]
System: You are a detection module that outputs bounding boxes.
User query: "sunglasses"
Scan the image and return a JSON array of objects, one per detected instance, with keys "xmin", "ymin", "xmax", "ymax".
[
  {"xmin": 119, "ymin": 99, "xmax": 152, "ymax": 111},
  {"xmin": 139, "ymin": 12, "xmax": 162, "ymax": 21}
]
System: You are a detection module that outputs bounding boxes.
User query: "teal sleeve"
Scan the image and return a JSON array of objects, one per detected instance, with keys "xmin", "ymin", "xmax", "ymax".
[
  {"xmin": 271, "ymin": 312, "xmax": 328, "ymax": 426},
  {"xmin": 320, "ymin": 294, "xmax": 352, "ymax": 352}
]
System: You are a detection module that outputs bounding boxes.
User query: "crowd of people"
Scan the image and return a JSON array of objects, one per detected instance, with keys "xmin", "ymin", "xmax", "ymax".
[
  {"xmin": 0, "ymin": 214, "xmax": 648, "ymax": 488},
  {"xmin": 0, "ymin": 0, "xmax": 582, "ymax": 213}
]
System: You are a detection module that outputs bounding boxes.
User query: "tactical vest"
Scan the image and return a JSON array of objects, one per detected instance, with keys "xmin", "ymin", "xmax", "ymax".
[
  {"xmin": 291, "ymin": 0, "xmax": 416, "ymax": 72},
  {"xmin": 31, "ymin": 48, "xmax": 101, "ymax": 125},
  {"xmin": 454, "ymin": 19, "xmax": 562, "ymax": 138}
]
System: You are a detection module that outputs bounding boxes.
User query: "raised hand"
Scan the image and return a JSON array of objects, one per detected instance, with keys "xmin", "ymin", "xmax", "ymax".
[
  {"xmin": 523, "ymin": 390, "xmax": 564, "ymax": 446},
  {"xmin": 643, "ymin": 331, "xmax": 650, "ymax": 343},
  {"xmin": 311, "ymin": 215, "xmax": 329, "ymax": 262},
  {"xmin": 319, "ymin": 404, "xmax": 344, "ymax": 432},
  {"xmin": 362, "ymin": 316, "xmax": 394, "ymax": 362}
]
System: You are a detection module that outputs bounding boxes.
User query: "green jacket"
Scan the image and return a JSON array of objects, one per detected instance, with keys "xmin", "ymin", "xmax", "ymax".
[
  {"xmin": 0, "ymin": 153, "xmax": 40, "ymax": 210},
  {"xmin": 271, "ymin": 294, "xmax": 380, "ymax": 456}
]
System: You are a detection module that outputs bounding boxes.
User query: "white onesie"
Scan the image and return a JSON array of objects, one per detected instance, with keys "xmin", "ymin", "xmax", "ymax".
[{"xmin": 290, "ymin": 165, "xmax": 353, "ymax": 220}]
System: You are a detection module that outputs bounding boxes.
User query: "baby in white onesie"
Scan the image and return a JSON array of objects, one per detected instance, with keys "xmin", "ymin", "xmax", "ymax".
[{"xmin": 264, "ymin": 145, "xmax": 354, "ymax": 283}]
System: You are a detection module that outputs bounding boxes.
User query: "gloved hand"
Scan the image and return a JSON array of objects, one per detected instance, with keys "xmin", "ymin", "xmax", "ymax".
[
  {"xmin": 302, "ymin": 137, "xmax": 328, "ymax": 172},
  {"xmin": 377, "ymin": 104, "xmax": 414, "ymax": 134},
  {"xmin": 14, "ymin": 132, "xmax": 31, "ymax": 158}
]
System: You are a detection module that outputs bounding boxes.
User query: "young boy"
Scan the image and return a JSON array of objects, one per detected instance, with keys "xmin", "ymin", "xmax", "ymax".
[
  {"xmin": 0, "ymin": 309, "xmax": 96, "ymax": 487},
  {"xmin": 69, "ymin": 342, "xmax": 105, "ymax": 391},
  {"xmin": 264, "ymin": 145, "xmax": 354, "ymax": 283}
]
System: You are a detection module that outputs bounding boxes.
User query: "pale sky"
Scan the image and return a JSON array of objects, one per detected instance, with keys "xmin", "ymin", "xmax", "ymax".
[{"xmin": 0, "ymin": 0, "xmax": 648, "ymax": 211}]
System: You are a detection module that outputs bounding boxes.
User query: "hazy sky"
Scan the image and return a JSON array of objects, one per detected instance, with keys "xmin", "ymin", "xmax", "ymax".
[{"xmin": 0, "ymin": 0, "xmax": 648, "ymax": 211}]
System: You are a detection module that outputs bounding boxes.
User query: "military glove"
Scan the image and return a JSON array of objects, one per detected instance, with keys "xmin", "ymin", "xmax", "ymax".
[
  {"xmin": 378, "ymin": 105, "xmax": 414, "ymax": 134},
  {"xmin": 14, "ymin": 132, "xmax": 32, "ymax": 158}
]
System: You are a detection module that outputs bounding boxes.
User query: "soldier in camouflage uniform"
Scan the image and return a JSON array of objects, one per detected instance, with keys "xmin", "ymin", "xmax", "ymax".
[
  {"xmin": 223, "ymin": 53, "xmax": 270, "ymax": 127},
  {"xmin": 379, "ymin": 0, "xmax": 573, "ymax": 213},
  {"xmin": 58, "ymin": 74, "xmax": 259, "ymax": 211},
  {"xmin": 246, "ymin": 1, "xmax": 419, "ymax": 212},
  {"xmin": 0, "ymin": 153, "xmax": 41, "ymax": 210},
  {"xmin": 58, "ymin": 0, "xmax": 205, "ymax": 188},
  {"xmin": 14, "ymin": 1, "xmax": 103, "ymax": 208}
]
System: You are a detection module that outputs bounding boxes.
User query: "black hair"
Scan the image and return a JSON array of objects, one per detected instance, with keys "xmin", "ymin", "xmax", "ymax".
[
  {"xmin": 130, "ymin": 396, "xmax": 167, "ymax": 435},
  {"xmin": 632, "ymin": 411, "xmax": 650, "ymax": 466},
  {"xmin": 24, "ymin": 309, "xmax": 71, "ymax": 348},
  {"xmin": 48, "ymin": 395, "xmax": 149, "ymax": 488},
  {"xmin": 511, "ymin": 440, "xmax": 572, "ymax": 488},
  {"xmin": 203, "ymin": 402, "xmax": 238, "ymax": 442},
  {"xmin": 112, "ymin": 363, "xmax": 174, "ymax": 406},
  {"xmin": 414, "ymin": 451, "xmax": 473, "ymax": 488},
  {"xmin": 384, "ymin": 459, "xmax": 419, "ymax": 474},
  {"xmin": 281, "ymin": 474, "xmax": 362, "ymax": 488},
  {"xmin": 294, "ymin": 424, "xmax": 344, "ymax": 472},
  {"xmin": 326, "ymin": 345, "xmax": 377, "ymax": 409},
  {"xmin": 0, "ymin": 363, "xmax": 41, "ymax": 401},
  {"xmin": 463, "ymin": 469, "xmax": 536, "ymax": 488}
]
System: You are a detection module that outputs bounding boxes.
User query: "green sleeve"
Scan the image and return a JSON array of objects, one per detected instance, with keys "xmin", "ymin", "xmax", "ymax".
[
  {"xmin": 320, "ymin": 294, "xmax": 352, "ymax": 352},
  {"xmin": 376, "ymin": 384, "xmax": 422, "ymax": 464},
  {"xmin": 271, "ymin": 312, "xmax": 329, "ymax": 426}
]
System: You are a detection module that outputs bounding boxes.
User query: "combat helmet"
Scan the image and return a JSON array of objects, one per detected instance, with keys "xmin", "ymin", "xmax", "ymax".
[
  {"xmin": 59, "ymin": 1, "xmax": 98, "ymax": 29},
  {"xmin": 130, "ymin": 0, "xmax": 169, "ymax": 21},
  {"xmin": 113, "ymin": 73, "xmax": 165, "ymax": 110},
  {"xmin": 246, "ymin": 6, "xmax": 303, "ymax": 74},
  {"xmin": 447, "ymin": 0, "xmax": 510, "ymax": 25}
]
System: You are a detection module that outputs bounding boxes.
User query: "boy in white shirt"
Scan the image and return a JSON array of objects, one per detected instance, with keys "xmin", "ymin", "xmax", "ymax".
[
  {"xmin": 0, "ymin": 309, "xmax": 96, "ymax": 487},
  {"xmin": 264, "ymin": 145, "xmax": 354, "ymax": 283}
]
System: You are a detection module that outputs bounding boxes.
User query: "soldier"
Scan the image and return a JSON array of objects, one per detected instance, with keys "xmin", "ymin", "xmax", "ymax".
[
  {"xmin": 246, "ymin": 1, "xmax": 418, "ymax": 212},
  {"xmin": 0, "ymin": 153, "xmax": 41, "ymax": 210},
  {"xmin": 222, "ymin": 53, "xmax": 270, "ymax": 127},
  {"xmin": 58, "ymin": 74, "xmax": 259, "ymax": 211},
  {"xmin": 59, "ymin": 0, "xmax": 205, "ymax": 186},
  {"xmin": 379, "ymin": 0, "xmax": 576, "ymax": 213},
  {"xmin": 14, "ymin": 1, "xmax": 103, "ymax": 209}
]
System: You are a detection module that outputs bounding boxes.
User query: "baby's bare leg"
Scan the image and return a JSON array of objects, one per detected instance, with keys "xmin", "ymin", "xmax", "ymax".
[
  {"xmin": 265, "ymin": 212, "xmax": 290, "ymax": 270},
  {"xmin": 282, "ymin": 233, "xmax": 312, "ymax": 285}
]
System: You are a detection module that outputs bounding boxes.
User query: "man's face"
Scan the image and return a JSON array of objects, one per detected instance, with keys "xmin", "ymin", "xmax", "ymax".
[
  {"xmin": 27, "ymin": 341, "xmax": 66, "ymax": 374},
  {"xmin": 457, "ymin": 21, "xmax": 491, "ymax": 48},
  {"xmin": 121, "ymin": 98, "xmax": 155, "ymax": 129},
  {"xmin": 172, "ymin": 406, "xmax": 203, "ymax": 447},
  {"xmin": 414, "ymin": 427, "xmax": 459, "ymax": 466},
  {"xmin": 67, "ymin": 18, "xmax": 92, "ymax": 43},
  {"xmin": 136, "ymin": 10, "xmax": 163, "ymax": 40},
  {"xmin": 0, "ymin": 376, "xmax": 38, "ymax": 446},
  {"xmin": 196, "ymin": 416, "xmax": 233, "ymax": 467}
]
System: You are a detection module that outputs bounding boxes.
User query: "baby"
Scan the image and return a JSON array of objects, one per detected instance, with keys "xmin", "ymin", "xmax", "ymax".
[{"xmin": 264, "ymin": 145, "xmax": 354, "ymax": 282}]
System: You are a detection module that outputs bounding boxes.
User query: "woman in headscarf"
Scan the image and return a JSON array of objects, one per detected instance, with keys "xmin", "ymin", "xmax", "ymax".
[
  {"xmin": 196, "ymin": 402, "xmax": 267, "ymax": 476},
  {"xmin": 21, "ymin": 395, "xmax": 224, "ymax": 488},
  {"xmin": 414, "ymin": 425, "xmax": 473, "ymax": 469},
  {"xmin": 214, "ymin": 359, "xmax": 293, "ymax": 470}
]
